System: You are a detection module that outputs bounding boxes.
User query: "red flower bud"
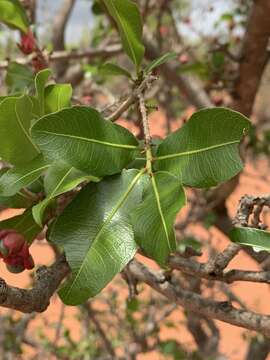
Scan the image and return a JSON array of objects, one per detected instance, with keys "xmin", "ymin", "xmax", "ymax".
[
  {"xmin": 0, "ymin": 230, "xmax": 35, "ymax": 272},
  {"xmin": 19, "ymin": 30, "xmax": 36, "ymax": 55},
  {"xmin": 31, "ymin": 55, "xmax": 47, "ymax": 72},
  {"xmin": 2, "ymin": 231, "xmax": 25, "ymax": 256},
  {"xmin": 24, "ymin": 255, "xmax": 35, "ymax": 270}
]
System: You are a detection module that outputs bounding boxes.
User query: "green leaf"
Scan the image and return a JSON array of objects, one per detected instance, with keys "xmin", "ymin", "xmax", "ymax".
[
  {"xmin": 155, "ymin": 108, "xmax": 250, "ymax": 188},
  {"xmin": 50, "ymin": 169, "xmax": 144, "ymax": 305},
  {"xmin": 0, "ymin": 192, "xmax": 33, "ymax": 209},
  {"xmin": 177, "ymin": 237, "xmax": 202, "ymax": 253},
  {"xmin": 33, "ymin": 161, "xmax": 98, "ymax": 226},
  {"xmin": 0, "ymin": 0, "xmax": 29, "ymax": 33},
  {"xmin": 103, "ymin": 0, "xmax": 145, "ymax": 69},
  {"xmin": 0, "ymin": 95, "xmax": 40, "ymax": 165},
  {"xmin": 31, "ymin": 106, "xmax": 138, "ymax": 176},
  {"xmin": 131, "ymin": 171, "xmax": 185, "ymax": 266},
  {"xmin": 100, "ymin": 62, "xmax": 131, "ymax": 78},
  {"xmin": 145, "ymin": 52, "xmax": 177, "ymax": 74},
  {"xmin": 0, "ymin": 155, "xmax": 49, "ymax": 197},
  {"xmin": 230, "ymin": 227, "xmax": 270, "ymax": 252},
  {"xmin": 0, "ymin": 209, "xmax": 41, "ymax": 243},
  {"xmin": 44, "ymin": 84, "xmax": 72, "ymax": 114},
  {"xmin": 5, "ymin": 62, "xmax": 34, "ymax": 93},
  {"xmin": 35, "ymin": 69, "xmax": 52, "ymax": 116}
]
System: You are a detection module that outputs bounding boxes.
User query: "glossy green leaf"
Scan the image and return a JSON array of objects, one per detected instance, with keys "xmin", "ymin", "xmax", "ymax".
[
  {"xmin": 50, "ymin": 169, "xmax": 144, "ymax": 305},
  {"xmin": 100, "ymin": 63, "xmax": 132, "ymax": 78},
  {"xmin": 0, "ymin": 0, "xmax": 29, "ymax": 33},
  {"xmin": 155, "ymin": 108, "xmax": 250, "ymax": 188},
  {"xmin": 131, "ymin": 171, "xmax": 185, "ymax": 265},
  {"xmin": 230, "ymin": 227, "xmax": 270, "ymax": 252},
  {"xmin": 31, "ymin": 106, "xmax": 138, "ymax": 176},
  {"xmin": 35, "ymin": 68, "xmax": 52, "ymax": 116},
  {"xmin": 145, "ymin": 52, "xmax": 177, "ymax": 74},
  {"xmin": 103, "ymin": 0, "xmax": 145, "ymax": 69},
  {"xmin": 44, "ymin": 84, "xmax": 72, "ymax": 114},
  {"xmin": 0, "ymin": 95, "xmax": 40, "ymax": 165},
  {"xmin": 0, "ymin": 209, "xmax": 41, "ymax": 243},
  {"xmin": 0, "ymin": 155, "xmax": 49, "ymax": 197},
  {"xmin": 5, "ymin": 62, "xmax": 34, "ymax": 93},
  {"xmin": 33, "ymin": 161, "xmax": 98, "ymax": 226}
]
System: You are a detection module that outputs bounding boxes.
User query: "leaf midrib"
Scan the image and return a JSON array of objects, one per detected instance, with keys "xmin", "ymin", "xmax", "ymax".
[
  {"xmin": 15, "ymin": 101, "xmax": 40, "ymax": 153},
  {"xmin": 6, "ymin": 164, "xmax": 49, "ymax": 189},
  {"xmin": 156, "ymin": 140, "xmax": 238, "ymax": 161},
  {"xmin": 151, "ymin": 175, "xmax": 171, "ymax": 251},
  {"xmin": 46, "ymin": 167, "xmax": 74, "ymax": 199},
  {"xmin": 62, "ymin": 169, "xmax": 144, "ymax": 299},
  {"xmin": 35, "ymin": 130, "xmax": 138, "ymax": 150}
]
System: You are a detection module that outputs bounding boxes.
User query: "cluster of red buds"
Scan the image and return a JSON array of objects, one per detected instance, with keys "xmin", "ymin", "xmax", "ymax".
[
  {"xmin": 0, "ymin": 230, "xmax": 34, "ymax": 273},
  {"xmin": 18, "ymin": 30, "xmax": 47, "ymax": 72},
  {"xmin": 19, "ymin": 30, "xmax": 36, "ymax": 55}
]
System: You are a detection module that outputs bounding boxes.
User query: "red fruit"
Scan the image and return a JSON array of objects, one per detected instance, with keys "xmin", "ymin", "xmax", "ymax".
[
  {"xmin": 2, "ymin": 232, "xmax": 25, "ymax": 256},
  {"xmin": 24, "ymin": 255, "xmax": 35, "ymax": 270},
  {"xmin": 0, "ymin": 230, "xmax": 35, "ymax": 272},
  {"xmin": 19, "ymin": 30, "xmax": 36, "ymax": 55}
]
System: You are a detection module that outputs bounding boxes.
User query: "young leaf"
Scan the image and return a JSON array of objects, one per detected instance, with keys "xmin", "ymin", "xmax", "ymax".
[
  {"xmin": 33, "ymin": 161, "xmax": 98, "ymax": 226},
  {"xmin": 230, "ymin": 227, "xmax": 270, "ymax": 252},
  {"xmin": 31, "ymin": 106, "xmax": 138, "ymax": 177},
  {"xmin": 145, "ymin": 52, "xmax": 177, "ymax": 74},
  {"xmin": 0, "ymin": 209, "xmax": 41, "ymax": 243},
  {"xmin": 44, "ymin": 84, "xmax": 72, "ymax": 114},
  {"xmin": 131, "ymin": 171, "xmax": 185, "ymax": 265},
  {"xmin": 0, "ymin": 155, "xmax": 49, "ymax": 197},
  {"xmin": 155, "ymin": 108, "xmax": 250, "ymax": 188},
  {"xmin": 35, "ymin": 68, "xmax": 52, "ymax": 116},
  {"xmin": 0, "ymin": 95, "xmax": 40, "ymax": 165},
  {"xmin": 5, "ymin": 62, "xmax": 34, "ymax": 93},
  {"xmin": 102, "ymin": 0, "xmax": 145, "ymax": 69},
  {"xmin": 50, "ymin": 169, "xmax": 145, "ymax": 305},
  {"xmin": 100, "ymin": 63, "xmax": 132, "ymax": 78},
  {"xmin": 0, "ymin": 0, "xmax": 29, "ymax": 33}
]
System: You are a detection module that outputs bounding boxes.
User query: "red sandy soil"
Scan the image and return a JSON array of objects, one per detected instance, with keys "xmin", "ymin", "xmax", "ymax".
[{"xmin": 0, "ymin": 110, "xmax": 270, "ymax": 360}]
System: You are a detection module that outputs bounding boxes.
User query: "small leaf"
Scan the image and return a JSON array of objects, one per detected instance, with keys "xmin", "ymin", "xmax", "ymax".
[
  {"xmin": 131, "ymin": 171, "xmax": 186, "ymax": 266},
  {"xmin": 145, "ymin": 52, "xmax": 177, "ymax": 74},
  {"xmin": 35, "ymin": 68, "xmax": 52, "ymax": 116},
  {"xmin": 33, "ymin": 161, "xmax": 98, "ymax": 226},
  {"xmin": 103, "ymin": 0, "xmax": 145, "ymax": 69},
  {"xmin": 0, "ymin": 155, "xmax": 49, "ymax": 197},
  {"xmin": 31, "ymin": 106, "xmax": 138, "ymax": 177},
  {"xmin": 44, "ymin": 84, "xmax": 72, "ymax": 114},
  {"xmin": 50, "ymin": 169, "xmax": 145, "ymax": 305},
  {"xmin": 0, "ymin": 0, "xmax": 29, "ymax": 33},
  {"xmin": 177, "ymin": 237, "xmax": 201, "ymax": 253},
  {"xmin": 230, "ymin": 227, "xmax": 270, "ymax": 252},
  {"xmin": 155, "ymin": 108, "xmax": 250, "ymax": 188},
  {"xmin": 100, "ymin": 63, "xmax": 132, "ymax": 78},
  {"xmin": 5, "ymin": 62, "xmax": 34, "ymax": 93},
  {"xmin": 0, "ymin": 209, "xmax": 41, "ymax": 243},
  {"xmin": 0, "ymin": 95, "xmax": 40, "ymax": 165}
]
